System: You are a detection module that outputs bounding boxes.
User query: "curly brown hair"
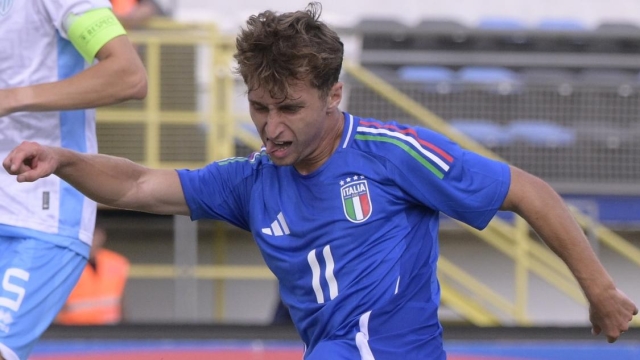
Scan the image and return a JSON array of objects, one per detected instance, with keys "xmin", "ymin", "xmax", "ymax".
[{"xmin": 234, "ymin": 2, "xmax": 344, "ymax": 100}]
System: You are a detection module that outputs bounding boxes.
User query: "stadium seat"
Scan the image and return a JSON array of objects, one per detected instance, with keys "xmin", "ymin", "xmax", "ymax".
[
  {"xmin": 413, "ymin": 19, "xmax": 470, "ymax": 46},
  {"xmin": 519, "ymin": 68, "xmax": 575, "ymax": 84},
  {"xmin": 365, "ymin": 65, "xmax": 402, "ymax": 82},
  {"xmin": 519, "ymin": 68, "xmax": 576, "ymax": 95},
  {"xmin": 591, "ymin": 22, "xmax": 640, "ymax": 54},
  {"xmin": 577, "ymin": 69, "xmax": 637, "ymax": 86},
  {"xmin": 572, "ymin": 120, "xmax": 632, "ymax": 149},
  {"xmin": 457, "ymin": 66, "xmax": 521, "ymax": 94},
  {"xmin": 397, "ymin": 66, "xmax": 456, "ymax": 93},
  {"xmin": 357, "ymin": 18, "xmax": 410, "ymax": 49},
  {"xmin": 537, "ymin": 19, "xmax": 586, "ymax": 31},
  {"xmin": 477, "ymin": 18, "xmax": 526, "ymax": 30},
  {"xmin": 355, "ymin": 18, "xmax": 408, "ymax": 34},
  {"xmin": 448, "ymin": 119, "xmax": 512, "ymax": 147},
  {"xmin": 474, "ymin": 18, "xmax": 531, "ymax": 50},
  {"xmin": 415, "ymin": 18, "xmax": 468, "ymax": 32},
  {"xmin": 507, "ymin": 119, "xmax": 576, "ymax": 147},
  {"xmin": 595, "ymin": 21, "xmax": 640, "ymax": 34}
]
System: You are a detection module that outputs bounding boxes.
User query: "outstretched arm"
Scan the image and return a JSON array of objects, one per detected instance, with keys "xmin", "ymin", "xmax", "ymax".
[
  {"xmin": 3, "ymin": 142, "xmax": 188, "ymax": 216},
  {"xmin": 501, "ymin": 166, "xmax": 638, "ymax": 342}
]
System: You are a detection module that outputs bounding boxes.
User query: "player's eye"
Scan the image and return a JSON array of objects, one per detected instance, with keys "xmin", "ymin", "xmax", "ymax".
[
  {"xmin": 251, "ymin": 104, "xmax": 268, "ymax": 112},
  {"xmin": 281, "ymin": 106, "xmax": 302, "ymax": 114}
]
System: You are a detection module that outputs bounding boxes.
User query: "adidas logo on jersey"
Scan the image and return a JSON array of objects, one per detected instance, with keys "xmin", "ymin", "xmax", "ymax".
[{"xmin": 261, "ymin": 212, "xmax": 290, "ymax": 236}]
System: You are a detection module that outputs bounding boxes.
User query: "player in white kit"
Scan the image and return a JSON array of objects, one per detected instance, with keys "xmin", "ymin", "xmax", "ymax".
[{"xmin": 0, "ymin": 1, "xmax": 147, "ymax": 359}]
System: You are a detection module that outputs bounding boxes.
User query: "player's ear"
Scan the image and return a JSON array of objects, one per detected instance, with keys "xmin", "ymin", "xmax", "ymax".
[{"xmin": 327, "ymin": 82, "xmax": 343, "ymax": 110}]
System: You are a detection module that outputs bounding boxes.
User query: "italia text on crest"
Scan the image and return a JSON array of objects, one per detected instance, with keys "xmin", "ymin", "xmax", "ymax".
[{"xmin": 340, "ymin": 175, "xmax": 372, "ymax": 223}]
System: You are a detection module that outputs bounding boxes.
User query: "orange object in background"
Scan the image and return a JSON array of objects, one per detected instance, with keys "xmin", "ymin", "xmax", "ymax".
[
  {"xmin": 56, "ymin": 248, "xmax": 129, "ymax": 325},
  {"xmin": 110, "ymin": 0, "xmax": 137, "ymax": 16}
]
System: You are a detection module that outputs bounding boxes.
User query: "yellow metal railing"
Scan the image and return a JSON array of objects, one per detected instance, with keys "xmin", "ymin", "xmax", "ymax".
[
  {"xmin": 438, "ymin": 257, "xmax": 525, "ymax": 325},
  {"xmin": 97, "ymin": 21, "xmax": 237, "ymax": 168},
  {"xmin": 129, "ymin": 264, "xmax": 275, "ymax": 280}
]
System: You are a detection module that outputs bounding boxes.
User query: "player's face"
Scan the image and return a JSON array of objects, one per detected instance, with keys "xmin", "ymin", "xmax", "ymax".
[{"xmin": 248, "ymin": 80, "xmax": 343, "ymax": 174}]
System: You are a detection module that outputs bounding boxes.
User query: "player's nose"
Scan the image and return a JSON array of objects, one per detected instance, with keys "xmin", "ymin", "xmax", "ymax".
[{"xmin": 264, "ymin": 112, "xmax": 285, "ymax": 140}]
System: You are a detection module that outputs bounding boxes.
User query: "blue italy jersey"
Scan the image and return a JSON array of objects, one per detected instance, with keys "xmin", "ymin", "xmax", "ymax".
[{"xmin": 178, "ymin": 113, "xmax": 511, "ymax": 359}]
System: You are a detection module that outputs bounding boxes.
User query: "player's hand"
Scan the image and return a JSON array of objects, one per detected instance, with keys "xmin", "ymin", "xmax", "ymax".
[
  {"xmin": 2, "ymin": 141, "xmax": 59, "ymax": 182},
  {"xmin": 589, "ymin": 287, "xmax": 638, "ymax": 343}
]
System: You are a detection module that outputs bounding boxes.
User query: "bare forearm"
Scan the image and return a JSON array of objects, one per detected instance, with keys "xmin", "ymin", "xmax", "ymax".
[
  {"xmin": 53, "ymin": 148, "xmax": 148, "ymax": 210},
  {"xmin": 6, "ymin": 59, "xmax": 145, "ymax": 113},
  {"xmin": 502, "ymin": 168, "xmax": 615, "ymax": 300},
  {"xmin": 489, "ymin": 166, "xmax": 636, "ymax": 341},
  {"xmin": 4, "ymin": 142, "xmax": 188, "ymax": 215},
  {"xmin": 519, "ymin": 183, "xmax": 612, "ymax": 295}
]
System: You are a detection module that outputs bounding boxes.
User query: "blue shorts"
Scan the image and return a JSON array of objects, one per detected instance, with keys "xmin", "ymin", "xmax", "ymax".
[
  {"xmin": 305, "ymin": 311, "xmax": 446, "ymax": 360},
  {"xmin": 0, "ymin": 236, "xmax": 86, "ymax": 360}
]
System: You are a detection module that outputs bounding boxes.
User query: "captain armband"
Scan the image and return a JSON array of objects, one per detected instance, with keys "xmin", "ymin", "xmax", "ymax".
[{"xmin": 65, "ymin": 8, "xmax": 127, "ymax": 63}]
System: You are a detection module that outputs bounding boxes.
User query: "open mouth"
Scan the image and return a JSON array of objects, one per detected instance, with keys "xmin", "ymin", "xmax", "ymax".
[
  {"xmin": 273, "ymin": 141, "xmax": 292, "ymax": 149},
  {"xmin": 267, "ymin": 140, "xmax": 293, "ymax": 157}
]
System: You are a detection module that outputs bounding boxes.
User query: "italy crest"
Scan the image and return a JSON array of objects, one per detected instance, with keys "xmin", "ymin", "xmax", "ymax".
[
  {"xmin": 0, "ymin": 0, "xmax": 12, "ymax": 16},
  {"xmin": 340, "ymin": 176, "xmax": 372, "ymax": 223}
]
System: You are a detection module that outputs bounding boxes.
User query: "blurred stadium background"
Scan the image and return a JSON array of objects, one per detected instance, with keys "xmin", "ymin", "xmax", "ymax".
[{"xmin": 39, "ymin": 0, "xmax": 640, "ymax": 358}]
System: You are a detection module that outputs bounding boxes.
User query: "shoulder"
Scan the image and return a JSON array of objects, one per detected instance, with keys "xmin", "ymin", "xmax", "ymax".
[
  {"xmin": 215, "ymin": 149, "xmax": 273, "ymax": 170},
  {"xmin": 206, "ymin": 149, "xmax": 274, "ymax": 180},
  {"xmin": 354, "ymin": 117, "xmax": 450, "ymax": 144},
  {"xmin": 345, "ymin": 116, "xmax": 459, "ymax": 179},
  {"xmin": 349, "ymin": 117, "xmax": 453, "ymax": 158},
  {"xmin": 178, "ymin": 149, "xmax": 272, "ymax": 196}
]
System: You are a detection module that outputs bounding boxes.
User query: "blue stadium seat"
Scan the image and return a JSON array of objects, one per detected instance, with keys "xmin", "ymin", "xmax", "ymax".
[
  {"xmin": 477, "ymin": 18, "xmax": 526, "ymax": 30},
  {"xmin": 537, "ymin": 19, "xmax": 586, "ymax": 31},
  {"xmin": 458, "ymin": 66, "xmax": 517, "ymax": 82},
  {"xmin": 398, "ymin": 66, "xmax": 454, "ymax": 82},
  {"xmin": 448, "ymin": 119, "xmax": 512, "ymax": 147},
  {"xmin": 457, "ymin": 66, "xmax": 521, "ymax": 94},
  {"xmin": 398, "ymin": 66, "xmax": 456, "ymax": 93},
  {"xmin": 477, "ymin": 18, "xmax": 529, "ymax": 47},
  {"xmin": 507, "ymin": 120, "xmax": 576, "ymax": 147}
]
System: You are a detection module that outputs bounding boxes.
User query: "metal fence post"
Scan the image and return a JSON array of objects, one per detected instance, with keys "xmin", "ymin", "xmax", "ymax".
[{"xmin": 174, "ymin": 215, "xmax": 199, "ymax": 321}]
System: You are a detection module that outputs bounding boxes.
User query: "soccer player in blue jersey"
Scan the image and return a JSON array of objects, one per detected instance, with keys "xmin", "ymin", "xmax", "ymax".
[
  {"xmin": 0, "ymin": 1, "xmax": 146, "ymax": 359},
  {"xmin": 3, "ymin": 2, "xmax": 637, "ymax": 359}
]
